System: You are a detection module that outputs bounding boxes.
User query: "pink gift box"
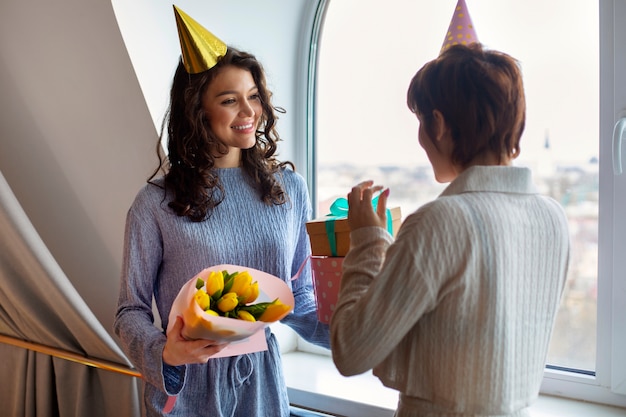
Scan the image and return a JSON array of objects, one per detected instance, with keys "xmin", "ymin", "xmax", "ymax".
[{"xmin": 311, "ymin": 256, "xmax": 344, "ymax": 324}]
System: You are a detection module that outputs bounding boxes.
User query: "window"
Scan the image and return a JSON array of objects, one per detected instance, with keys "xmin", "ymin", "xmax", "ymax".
[{"xmin": 313, "ymin": 0, "xmax": 626, "ymax": 407}]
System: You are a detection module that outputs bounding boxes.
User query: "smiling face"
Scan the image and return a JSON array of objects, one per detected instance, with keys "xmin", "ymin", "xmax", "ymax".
[{"xmin": 202, "ymin": 65, "xmax": 262, "ymax": 167}]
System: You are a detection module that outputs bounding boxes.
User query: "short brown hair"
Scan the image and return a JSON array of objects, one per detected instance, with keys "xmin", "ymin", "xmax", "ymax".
[{"xmin": 407, "ymin": 43, "xmax": 525, "ymax": 167}]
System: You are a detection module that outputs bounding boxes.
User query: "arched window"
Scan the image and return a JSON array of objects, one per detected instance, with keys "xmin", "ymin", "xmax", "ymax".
[{"xmin": 312, "ymin": 0, "xmax": 626, "ymax": 409}]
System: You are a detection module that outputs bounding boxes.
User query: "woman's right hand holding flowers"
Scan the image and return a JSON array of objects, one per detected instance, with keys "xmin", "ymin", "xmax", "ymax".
[{"xmin": 162, "ymin": 316, "xmax": 229, "ymax": 365}]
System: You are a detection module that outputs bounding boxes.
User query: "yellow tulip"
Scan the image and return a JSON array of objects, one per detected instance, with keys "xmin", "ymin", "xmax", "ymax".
[
  {"xmin": 258, "ymin": 299, "xmax": 292, "ymax": 322},
  {"xmin": 229, "ymin": 271, "xmax": 253, "ymax": 297},
  {"xmin": 217, "ymin": 292, "xmax": 239, "ymax": 313},
  {"xmin": 241, "ymin": 281, "xmax": 259, "ymax": 304},
  {"xmin": 237, "ymin": 310, "xmax": 256, "ymax": 322},
  {"xmin": 191, "ymin": 269, "xmax": 289, "ymax": 323},
  {"xmin": 194, "ymin": 289, "xmax": 211, "ymax": 311},
  {"xmin": 206, "ymin": 270, "xmax": 224, "ymax": 299}
]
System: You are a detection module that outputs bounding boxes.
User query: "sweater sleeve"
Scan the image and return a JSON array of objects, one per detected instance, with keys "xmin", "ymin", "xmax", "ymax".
[
  {"xmin": 331, "ymin": 209, "xmax": 446, "ymax": 376},
  {"xmin": 279, "ymin": 173, "xmax": 331, "ymax": 349},
  {"xmin": 113, "ymin": 191, "xmax": 187, "ymax": 394}
]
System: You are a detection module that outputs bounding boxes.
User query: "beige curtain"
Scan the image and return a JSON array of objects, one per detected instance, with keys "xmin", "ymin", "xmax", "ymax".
[{"xmin": 0, "ymin": 171, "xmax": 141, "ymax": 417}]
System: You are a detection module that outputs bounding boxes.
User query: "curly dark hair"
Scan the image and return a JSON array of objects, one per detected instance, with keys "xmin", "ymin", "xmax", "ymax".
[{"xmin": 148, "ymin": 47, "xmax": 294, "ymax": 221}]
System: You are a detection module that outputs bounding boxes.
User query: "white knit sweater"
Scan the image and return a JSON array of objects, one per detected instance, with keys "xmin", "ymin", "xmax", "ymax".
[{"xmin": 330, "ymin": 166, "xmax": 570, "ymax": 417}]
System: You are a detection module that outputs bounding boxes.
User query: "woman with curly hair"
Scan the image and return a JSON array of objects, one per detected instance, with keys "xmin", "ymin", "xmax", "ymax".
[{"xmin": 114, "ymin": 40, "xmax": 329, "ymax": 417}]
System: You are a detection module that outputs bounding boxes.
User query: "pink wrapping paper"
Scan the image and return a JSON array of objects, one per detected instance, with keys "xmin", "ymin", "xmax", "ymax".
[{"xmin": 167, "ymin": 264, "xmax": 295, "ymax": 358}]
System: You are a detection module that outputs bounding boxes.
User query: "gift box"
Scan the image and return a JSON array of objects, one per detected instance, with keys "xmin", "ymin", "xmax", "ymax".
[
  {"xmin": 306, "ymin": 206, "xmax": 402, "ymax": 257},
  {"xmin": 310, "ymin": 256, "xmax": 344, "ymax": 324}
]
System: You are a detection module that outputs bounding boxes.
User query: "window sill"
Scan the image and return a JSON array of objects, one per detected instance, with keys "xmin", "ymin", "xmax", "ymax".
[{"xmin": 282, "ymin": 351, "xmax": 626, "ymax": 417}]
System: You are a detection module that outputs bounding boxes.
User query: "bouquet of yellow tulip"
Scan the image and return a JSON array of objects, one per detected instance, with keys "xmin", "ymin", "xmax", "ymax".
[
  {"xmin": 193, "ymin": 269, "xmax": 292, "ymax": 323},
  {"xmin": 168, "ymin": 264, "xmax": 295, "ymax": 350}
]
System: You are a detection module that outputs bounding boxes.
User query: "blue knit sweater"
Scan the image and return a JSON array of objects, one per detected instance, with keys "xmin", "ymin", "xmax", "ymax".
[{"xmin": 114, "ymin": 167, "xmax": 330, "ymax": 417}]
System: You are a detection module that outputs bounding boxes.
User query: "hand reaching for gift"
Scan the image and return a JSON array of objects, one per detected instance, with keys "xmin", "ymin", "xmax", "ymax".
[
  {"xmin": 162, "ymin": 316, "xmax": 230, "ymax": 365},
  {"xmin": 347, "ymin": 181, "xmax": 390, "ymax": 232}
]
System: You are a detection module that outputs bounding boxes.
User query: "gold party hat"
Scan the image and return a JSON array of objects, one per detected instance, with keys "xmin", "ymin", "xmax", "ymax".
[
  {"xmin": 173, "ymin": 5, "xmax": 227, "ymax": 74},
  {"xmin": 441, "ymin": 0, "xmax": 478, "ymax": 54}
]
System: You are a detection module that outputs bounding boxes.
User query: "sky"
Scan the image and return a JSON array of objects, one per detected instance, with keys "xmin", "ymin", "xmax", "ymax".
[{"xmin": 316, "ymin": 0, "xmax": 599, "ymax": 168}]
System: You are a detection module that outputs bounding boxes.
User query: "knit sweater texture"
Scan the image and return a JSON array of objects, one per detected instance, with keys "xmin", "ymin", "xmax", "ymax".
[
  {"xmin": 331, "ymin": 166, "xmax": 570, "ymax": 417},
  {"xmin": 114, "ymin": 167, "xmax": 330, "ymax": 417}
]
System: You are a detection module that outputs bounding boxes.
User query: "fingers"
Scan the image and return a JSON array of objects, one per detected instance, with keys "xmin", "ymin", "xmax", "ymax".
[
  {"xmin": 347, "ymin": 180, "xmax": 389, "ymax": 231},
  {"xmin": 348, "ymin": 180, "xmax": 384, "ymax": 205},
  {"xmin": 376, "ymin": 188, "xmax": 390, "ymax": 218},
  {"xmin": 348, "ymin": 180, "xmax": 372, "ymax": 206},
  {"xmin": 365, "ymin": 186, "xmax": 385, "ymax": 201},
  {"xmin": 174, "ymin": 338, "xmax": 230, "ymax": 364},
  {"xmin": 205, "ymin": 342, "xmax": 229, "ymax": 355},
  {"xmin": 164, "ymin": 317, "xmax": 230, "ymax": 365},
  {"xmin": 201, "ymin": 340, "xmax": 228, "ymax": 350},
  {"xmin": 197, "ymin": 341, "xmax": 229, "ymax": 361}
]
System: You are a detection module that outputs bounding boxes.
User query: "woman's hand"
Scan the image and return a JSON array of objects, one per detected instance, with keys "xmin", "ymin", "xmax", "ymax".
[
  {"xmin": 162, "ymin": 316, "xmax": 229, "ymax": 365},
  {"xmin": 347, "ymin": 180, "xmax": 390, "ymax": 232}
]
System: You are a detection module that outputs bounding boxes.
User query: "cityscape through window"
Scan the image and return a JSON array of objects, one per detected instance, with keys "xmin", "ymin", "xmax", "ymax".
[{"xmin": 316, "ymin": 0, "xmax": 598, "ymax": 372}]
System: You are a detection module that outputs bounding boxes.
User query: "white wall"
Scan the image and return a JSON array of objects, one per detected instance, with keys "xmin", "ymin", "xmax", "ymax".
[{"xmin": 0, "ymin": 0, "xmax": 315, "ymax": 335}]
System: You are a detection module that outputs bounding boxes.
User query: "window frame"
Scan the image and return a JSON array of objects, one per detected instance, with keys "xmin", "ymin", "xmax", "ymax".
[{"xmin": 303, "ymin": 0, "xmax": 626, "ymax": 408}]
